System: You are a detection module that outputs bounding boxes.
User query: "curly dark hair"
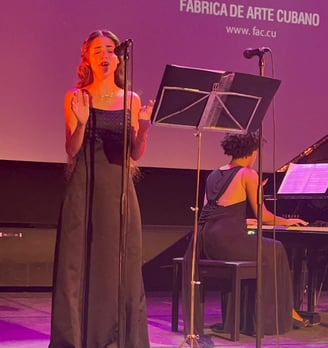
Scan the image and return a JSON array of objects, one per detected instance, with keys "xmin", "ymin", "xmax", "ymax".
[
  {"xmin": 76, "ymin": 30, "xmax": 124, "ymax": 89},
  {"xmin": 221, "ymin": 131, "xmax": 259, "ymax": 159}
]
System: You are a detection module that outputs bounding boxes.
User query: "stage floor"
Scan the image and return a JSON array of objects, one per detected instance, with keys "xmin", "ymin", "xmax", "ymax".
[{"xmin": 0, "ymin": 290, "xmax": 327, "ymax": 347}]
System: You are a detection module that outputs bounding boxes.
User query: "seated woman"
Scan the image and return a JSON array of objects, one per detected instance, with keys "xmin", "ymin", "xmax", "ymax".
[{"xmin": 182, "ymin": 131, "xmax": 308, "ymax": 348}]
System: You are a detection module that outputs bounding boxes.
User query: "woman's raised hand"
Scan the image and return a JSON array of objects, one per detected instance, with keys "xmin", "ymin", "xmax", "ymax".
[
  {"xmin": 138, "ymin": 99, "xmax": 155, "ymax": 121},
  {"xmin": 71, "ymin": 89, "xmax": 90, "ymax": 125}
]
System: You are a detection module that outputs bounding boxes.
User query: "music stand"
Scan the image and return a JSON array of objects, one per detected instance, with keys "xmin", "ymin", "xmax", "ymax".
[{"xmin": 151, "ymin": 64, "xmax": 281, "ymax": 348}]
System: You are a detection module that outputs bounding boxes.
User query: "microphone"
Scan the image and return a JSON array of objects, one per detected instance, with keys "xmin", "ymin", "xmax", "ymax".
[
  {"xmin": 114, "ymin": 39, "xmax": 133, "ymax": 56},
  {"xmin": 243, "ymin": 47, "xmax": 271, "ymax": 59}
]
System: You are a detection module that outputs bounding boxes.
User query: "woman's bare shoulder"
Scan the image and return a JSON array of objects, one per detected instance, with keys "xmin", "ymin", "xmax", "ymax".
[
  {"xmin": 64, "ymin": 88, "xmax": 80, "ymax": 105},
  {"xmin": 129, "ymin": 91, "xmax": 141, "ymax": 115},
  {"xmin": 239, "ymin": 167, "xmax": 258, "ymax": 180},
  {"xmin": 130, "ymin": 91, "xmax": 141, "ymax": 104}
]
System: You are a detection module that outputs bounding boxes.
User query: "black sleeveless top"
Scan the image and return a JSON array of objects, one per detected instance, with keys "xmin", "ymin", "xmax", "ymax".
[{"xmin": 84, "ymin": 108, "xmax": 131, "ymax": 165}]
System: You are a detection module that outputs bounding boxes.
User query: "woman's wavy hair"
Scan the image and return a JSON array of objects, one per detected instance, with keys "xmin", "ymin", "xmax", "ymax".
[
  {"xmin": 221, "ymin": 131, "xmax": 259, "ymax": 159},
  {"xmin": 76, "ymin": 30, "xmax": 124, "ymax": 88}
]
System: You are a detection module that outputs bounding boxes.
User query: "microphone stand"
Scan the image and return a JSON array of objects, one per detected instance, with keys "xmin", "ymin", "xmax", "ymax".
[
  {"xmin": 81, "ymin": 116, "xmax": 96, "ymax": 348},
  {"xmin": 178, "ymin": 130, "xmax": 203, "ymax": 348},
  {"xmin": 255, "ymin": 53, "xmax": 266, "ymax": 348},
  {"xmin": 118, "ymin": 43, "xmax": 132, "ymax": 348}
]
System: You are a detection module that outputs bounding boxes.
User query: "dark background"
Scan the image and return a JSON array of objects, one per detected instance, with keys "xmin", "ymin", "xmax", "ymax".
[{"xmin": 2, "ymin": 159, "xmax": 327, "ymax": 291}]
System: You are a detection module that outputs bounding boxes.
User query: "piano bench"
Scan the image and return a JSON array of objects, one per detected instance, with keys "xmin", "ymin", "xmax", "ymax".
[{"xmin": 171, "ymin": 256, "xmax": 257, "ymax": 341}]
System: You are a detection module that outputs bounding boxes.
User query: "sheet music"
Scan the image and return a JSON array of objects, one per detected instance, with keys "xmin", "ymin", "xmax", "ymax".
[{"xmin": 278, "ymin": 163, "xmax": 328, "ymax": 195}]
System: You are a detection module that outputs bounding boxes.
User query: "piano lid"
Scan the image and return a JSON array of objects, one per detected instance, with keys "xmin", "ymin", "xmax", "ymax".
[{"xmin": 277, "ymin": 134, "xmax": 328, "ymax": 172}]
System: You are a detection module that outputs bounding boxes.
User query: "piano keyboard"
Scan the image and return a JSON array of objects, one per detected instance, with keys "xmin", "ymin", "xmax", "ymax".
[{"xmin": 247, "ymin": 225, "xmax": 328, "ymax": 233}]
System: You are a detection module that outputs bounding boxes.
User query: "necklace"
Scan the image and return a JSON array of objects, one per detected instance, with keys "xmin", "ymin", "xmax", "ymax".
[{"xmin": 97, "ymin": 91, "xmax": 116, "ymax": 100}]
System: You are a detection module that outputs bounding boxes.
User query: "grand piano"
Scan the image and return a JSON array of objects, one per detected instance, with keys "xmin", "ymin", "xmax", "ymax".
[{"xmin": 256, "ymin": 134, "xmax": 328, "ymax": 323}]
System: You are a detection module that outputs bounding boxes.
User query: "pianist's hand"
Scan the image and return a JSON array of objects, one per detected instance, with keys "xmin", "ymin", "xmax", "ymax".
[{"xmin": 286, "ymin": 218, "xmax": 309, "ymax": 227}]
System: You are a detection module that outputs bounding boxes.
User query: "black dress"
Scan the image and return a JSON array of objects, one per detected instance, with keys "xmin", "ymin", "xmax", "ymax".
[
  {"xmin": 182, "ymin": 167, "xmax": 293, "ymax": 337},
  {"xmin": 49, "ymin": 108, "xmax": 150, "ymax": 348}
]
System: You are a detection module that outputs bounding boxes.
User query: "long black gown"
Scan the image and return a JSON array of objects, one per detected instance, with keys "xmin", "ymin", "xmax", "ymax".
[
  {"xmin": 49, "ymin": 108, "xmax": 150, "ymax": 348},
  {"xmin": 182, "ymin": 166, "xmax": 293, "ymax": 338}
]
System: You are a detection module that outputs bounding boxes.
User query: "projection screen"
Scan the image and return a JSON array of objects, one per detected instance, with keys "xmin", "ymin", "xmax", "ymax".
[{"xmin": 0, "ymin": 0, "xmax": 327, "ymax": 171}]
